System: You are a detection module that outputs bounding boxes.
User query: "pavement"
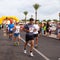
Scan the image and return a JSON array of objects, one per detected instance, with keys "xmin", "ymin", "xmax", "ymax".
[{"xmin": 0, "ymin": 29, "xmax": 60, "ymax": 60}]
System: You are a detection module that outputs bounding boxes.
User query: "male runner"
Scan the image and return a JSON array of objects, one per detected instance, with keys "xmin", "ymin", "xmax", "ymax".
[{"xmin": 24, "ymin": 18, "xmax": 35, "ymax": 56}]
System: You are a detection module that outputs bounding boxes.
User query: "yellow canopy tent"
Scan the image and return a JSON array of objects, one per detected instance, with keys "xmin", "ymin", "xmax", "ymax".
[
  {"xmin": 0, "ymin": 16, "xmax": 20, "ymax": 24},
  {"xmin": 9, "ymin": 16, "xmax": 19, "ymax": 22},
  {"xmin": 0, "ymin": 18, "xmax": 3, "ymax": 24}
]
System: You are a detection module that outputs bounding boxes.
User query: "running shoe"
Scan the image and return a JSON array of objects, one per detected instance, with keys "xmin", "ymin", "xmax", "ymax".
[
  {"xmin": 24, "ymin": 50, "xmax": 27, "ymax": 54},
  {"xmin": 17, "ymin": 42, "xmax": 19, "ymax": 46},
  {"xmin": 14, "ymin": 42, "xmax": 17, "ymax": 46},
  {"xmin": 35, "ymin": 45, "xmax": 38, "ymax": 48},
  {"xmin": 9, "ymin": 37, "xmax": 12, "ymax": 40},
  {"xmin": 30, "ymin": 52, "xmax": 34, "ymax": 57}
]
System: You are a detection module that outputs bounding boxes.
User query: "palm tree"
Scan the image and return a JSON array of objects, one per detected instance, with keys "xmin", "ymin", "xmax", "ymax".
[
  {"xmin": 47, "ymin": 19, "xmax": 51, "ymax": 22},
  {"xmin": 33, "ymin": 3, "xmax": 40, "ymax": 20},
  {"xmin": 43, "ymin": 19, "xmax": 47, "ymax": 22},
  {"xmin": 24, "ymin": 11, "xmax": 28, "ymax": 24},
  {"xmin": 53, "ymin": 19, "xmax": 58, "ymax": 22}
]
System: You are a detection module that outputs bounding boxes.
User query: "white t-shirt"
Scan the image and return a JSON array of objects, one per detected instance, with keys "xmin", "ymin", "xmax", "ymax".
[
  {"xmin": 14, "ymin": 25, "xmax": 20, "ymax": 33},
  {"xmin": 33, "ymin": 24, "xmax": 39, "ymax": 34}
]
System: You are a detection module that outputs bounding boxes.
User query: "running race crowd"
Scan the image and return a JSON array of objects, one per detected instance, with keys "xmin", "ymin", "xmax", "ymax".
[{"xmin": 0, "ymin": 18, "xmax": 60, "ymax": 57}]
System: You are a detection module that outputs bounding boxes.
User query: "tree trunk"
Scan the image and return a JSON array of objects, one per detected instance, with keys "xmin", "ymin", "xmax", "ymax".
[
  {"xmin": 35, "ymin": 10, "xmax": 37, "ymax": 20},
  {"xmin": 25, "ymin": 15, "xmax": 26, "ymax": 24}
]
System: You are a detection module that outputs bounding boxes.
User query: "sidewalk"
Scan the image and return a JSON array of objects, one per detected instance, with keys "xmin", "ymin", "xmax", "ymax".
[{"xmin": 48, "ymin": 34, "xmax": 57, "ymax": 39}]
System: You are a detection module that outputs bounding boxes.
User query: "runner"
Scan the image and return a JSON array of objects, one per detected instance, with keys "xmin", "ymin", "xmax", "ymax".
[
  {"xmin": 6, "ymin": 24, "xmax": 9, "ymax": 35},
  {"xmin": 8, "ymin": 19, "xmax": 14, "ymax": 40},
  {"xmin": 23, "ymin": 18, "xmax": 35, "ymax": 56},
  {"xmin": 13, "ymin": 22, "xmax": 21, "ymax": 46},
  {"xmin": 33, "ymin": 20, "xmax": 39, "ymax": 48}
]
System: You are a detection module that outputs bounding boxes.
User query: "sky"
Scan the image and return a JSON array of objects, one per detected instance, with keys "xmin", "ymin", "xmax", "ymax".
[{"xmin": 0, "ymin": 0, "xmax": 60, "ymax": 21}]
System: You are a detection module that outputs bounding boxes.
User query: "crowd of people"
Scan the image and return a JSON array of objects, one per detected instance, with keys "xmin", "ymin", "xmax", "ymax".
[
  {"xmin": 38, "ymin": 21, "xmax": 60, "ymax": 39},
  {"xmin": 0, "ymin": 18, "xmax": 60, "ymax": 57},
  {"xmin": 4, "ymin": 18, "xmax": 40, "ymax": 57}
]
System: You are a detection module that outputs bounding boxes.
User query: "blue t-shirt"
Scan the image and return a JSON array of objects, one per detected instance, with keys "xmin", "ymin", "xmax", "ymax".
[{"xmin": 8, "ymin": 24, "xmax": 14, "ymax": 31}]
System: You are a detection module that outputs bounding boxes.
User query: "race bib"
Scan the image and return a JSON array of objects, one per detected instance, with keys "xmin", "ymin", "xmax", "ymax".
[
  {"xmin": 10, "ymin": 29, "xmax": 13, "ymax": 31},
  {"xmin": 29, "ymin": 27, "xmax": 34, "ymax": 32}
]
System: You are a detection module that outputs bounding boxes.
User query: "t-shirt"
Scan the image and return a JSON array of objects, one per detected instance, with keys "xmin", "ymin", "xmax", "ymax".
[
  {"xmin": 24, "ymin": 23, "xmax": 35, "ymax": 35},
  {"xmin": 8, "ymin": 24, "xmax": 14, "ymax": 31},
  {"xmin": 14, "ymin": 25, "xmax": 20, "ymax": 33},
  {"xmin": 33, "ymin": 24, "xmax": 39, "ymax": 34},
  {"xmin": 43, "ymin": 26, "xmax": 46, "ymax": 31}
]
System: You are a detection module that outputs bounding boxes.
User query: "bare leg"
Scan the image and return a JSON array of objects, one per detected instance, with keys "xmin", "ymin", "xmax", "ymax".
[
  {"xmin": 30, "ymin": 40, "xmax": 34, "ymax": 56},
  {"xmin": 30, "ymin": 40, "xmax": 34, "ymax": 52},
  {"xmin": 17, "ymin": 36, "xmax": 21, "ymax": 46},
  {"xmin": 35, "ymin": 37, "xmax": 38, "ymax": 46},
  {"xmin": 24, "ymin": 41, "xmax": 28, "ymax": 50}
]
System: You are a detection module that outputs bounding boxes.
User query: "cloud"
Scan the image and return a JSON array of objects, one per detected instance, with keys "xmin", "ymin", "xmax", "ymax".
[
  {"xmin": 0, "ymin": 0, "xmax": 60, "ymax": 20},
  {"xmin": 39, "ymin": 0, "xmax": 60, "ymax": 14}
]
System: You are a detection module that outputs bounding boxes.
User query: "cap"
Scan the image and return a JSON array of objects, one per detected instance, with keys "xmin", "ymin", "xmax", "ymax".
[{"xmin": 9, "ymin": 19, "xmax": 13, "ymax": 24}]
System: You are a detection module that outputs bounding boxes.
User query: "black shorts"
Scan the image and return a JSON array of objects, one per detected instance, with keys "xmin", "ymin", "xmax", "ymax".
[
  {"xmin": 9, "ymin": 31, "xmax": 13, "ymax": 34},
  {"xmin": 25, "ymin": 34, "xmax": 34, "ymax": 42},
  {"xmin": 34, "ymin": 34, "xmax": 38, "ymax": 38},
  {"xmin": 38, "ymin": 31, "xmax": 40, "ymax": 34},
  {"xmin": 46, "ymin": 29, "xmax": 49, "ymax": 32}
]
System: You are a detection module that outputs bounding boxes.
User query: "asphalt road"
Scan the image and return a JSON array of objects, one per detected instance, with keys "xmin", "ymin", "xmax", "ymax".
[{"xmin": 0, "ymin": 30, "xmax": 60, "ymax": 60}]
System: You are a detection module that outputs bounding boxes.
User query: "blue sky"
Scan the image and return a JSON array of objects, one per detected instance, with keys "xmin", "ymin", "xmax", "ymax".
[{"xmin": 0, "ymin": 0, "xmax": 60, "ymax": 21}]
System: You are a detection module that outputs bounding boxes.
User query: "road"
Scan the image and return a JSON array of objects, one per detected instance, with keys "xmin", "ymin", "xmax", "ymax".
[{"xmin": 0, "ymin": 29, "xmax": 60, "ymax": 60}]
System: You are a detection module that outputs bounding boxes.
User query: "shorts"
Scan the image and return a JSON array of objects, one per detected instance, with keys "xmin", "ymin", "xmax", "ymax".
[
  {"xmin": 38, "ymin": 31, "xmax": 40, "ymax": 34},
  {"xmin": 25, "ymin": 34, "xmax": 34, "ymax": 42},
  {"xmin": 9, "ymin": 31, "xmax": 13, "ymax": 34},
  {"xmin": 46, "ymin": 29, "xmax": 49, "ymax": 32},
  {"xmin": 34, "ymin": 34, "xmax": 38, "ymax": 38},
  {"xmin": 14, "ymin": 33, "xmax": 20, "ymax": 37}
]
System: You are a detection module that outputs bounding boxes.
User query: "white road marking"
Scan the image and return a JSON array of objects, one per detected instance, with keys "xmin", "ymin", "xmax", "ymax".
[
  {"xmin": 58, "ymin": 58, "xmax": 60, "ymax": 60},
  {"xmin": 21, "ymin": 38, "xmax": 50, "ymax": 60}
]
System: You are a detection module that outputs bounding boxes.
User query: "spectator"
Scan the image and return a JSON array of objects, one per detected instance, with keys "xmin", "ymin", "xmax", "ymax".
[{"xmin": 57, "ymin": 22, "xmax": 60, "ymax": 39}]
